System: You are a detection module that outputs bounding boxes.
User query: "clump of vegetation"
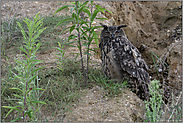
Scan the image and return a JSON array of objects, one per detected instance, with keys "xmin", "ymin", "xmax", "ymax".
[
  {"xmin": 144, "ymin": 80, "xmax": 164, "ymax": 122},
  {"xmin": 54, "ymin": 1, "xmax": 112, "ymax": 84},
  {"xmin": 2, "ymin": 12, "xmax": 47, "ymax": 122},
  {"xmin": 143, "ymin": 80, "xmax": 182, "ymax": 122}
]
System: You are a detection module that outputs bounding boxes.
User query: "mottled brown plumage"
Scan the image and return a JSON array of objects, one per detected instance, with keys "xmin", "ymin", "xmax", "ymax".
[{"xmin": 99, "ymin": 23, "xmax": 150, "ymax": 100}]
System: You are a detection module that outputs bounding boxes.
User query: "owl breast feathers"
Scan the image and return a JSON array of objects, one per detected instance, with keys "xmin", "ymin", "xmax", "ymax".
[{"xmin": 99, "ymin": 23, "xmax": 150, "ymax": 100}]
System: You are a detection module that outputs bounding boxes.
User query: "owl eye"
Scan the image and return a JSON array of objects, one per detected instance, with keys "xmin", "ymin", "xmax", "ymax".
[
  {"xmin": 116, "ymin": 30, "xmax": 120, "ymax": 33},
  {"xmin": 105, "ymin": 31, "xmax": 110, "ymax": 34}
]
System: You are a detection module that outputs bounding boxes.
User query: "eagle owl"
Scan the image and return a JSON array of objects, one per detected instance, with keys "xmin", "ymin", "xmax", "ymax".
[{"xmin": 99, "ymin": 23, "xmax": 150, "ymax": 100}]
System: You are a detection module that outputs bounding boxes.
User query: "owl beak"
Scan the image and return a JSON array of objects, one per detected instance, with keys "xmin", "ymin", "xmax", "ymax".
[{"xmin": 112, "ymin": 34, "xmax": 114, "ymax": 39}]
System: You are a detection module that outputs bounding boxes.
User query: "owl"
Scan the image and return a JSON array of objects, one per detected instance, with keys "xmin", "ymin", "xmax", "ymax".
[{"xmin": 99, "ymin": 23, "xmax": 150, "ymax": 100}]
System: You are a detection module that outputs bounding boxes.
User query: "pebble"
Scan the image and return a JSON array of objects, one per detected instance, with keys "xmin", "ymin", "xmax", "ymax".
[{"xmin": 158, "ymin": 68, "xmax": 162, "ymax": 72}]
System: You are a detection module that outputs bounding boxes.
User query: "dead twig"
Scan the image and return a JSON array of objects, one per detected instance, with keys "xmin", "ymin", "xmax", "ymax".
[{"xmin": 157, "ymin": 40, "xmax": 181, "ymax": 65}]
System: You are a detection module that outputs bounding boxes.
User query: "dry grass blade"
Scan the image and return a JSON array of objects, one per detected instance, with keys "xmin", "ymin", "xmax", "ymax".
[{"xmin": 167, "ymin": 91, "xmax": 182, "ymax": 122}]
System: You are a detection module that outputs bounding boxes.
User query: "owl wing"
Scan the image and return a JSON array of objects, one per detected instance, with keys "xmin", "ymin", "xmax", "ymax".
[{"xmin": 113, "ymin": 37, "xmax": 150, "ymax": 83}]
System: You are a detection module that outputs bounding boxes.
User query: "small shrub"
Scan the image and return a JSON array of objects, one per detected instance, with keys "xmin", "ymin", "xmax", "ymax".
[
  {"xmin": 144, "ymin": 80, "xmax": 164, "ymax": 122},
  {"xmin": 54, "ymin": 1, "xmax": 112, "ymax": 84},
  {"xmin": 2, "ymin": 12, "xmax": 47, "ymax": 122}
]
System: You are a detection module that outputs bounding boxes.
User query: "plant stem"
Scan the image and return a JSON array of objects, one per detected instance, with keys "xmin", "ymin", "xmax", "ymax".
[
  {"xmin": 86, "ymin": 2, "xmax": 93, "ymax": 78},
  {"xmin": 75, "ymin": 1, "xmax": 87, "ymax": 84},
  {"xmin": 23, "ymin": 78, "xmax": 28, "ymax": 122}
]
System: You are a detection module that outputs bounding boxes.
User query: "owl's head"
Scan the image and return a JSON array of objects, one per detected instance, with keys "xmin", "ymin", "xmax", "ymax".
[{"xmin": 100, "ymin": 23, "xmax": 127, "ymax": 39}]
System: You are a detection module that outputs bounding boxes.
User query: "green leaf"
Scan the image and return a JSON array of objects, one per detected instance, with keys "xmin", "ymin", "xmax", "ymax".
[
  {"xmin": 24, "ymin": 110, "xmax": 33, "ymax": 119},
  {"xmin": 27, "ymin": 75, "xmax": 37, "ymax": 85},
  {"xmin": 26, "ymin": 88, "xmax": 44, "ymax": 97},
  {"xmin": 30, "ymin": 58, "xmax": 43, "ymax": 63},
  {"xmin": 54, "ymin": 47, "xmax": 63, "ymax": 52},
  {"xmin": 95, "ymin": 5, "xmax": 101, "ymax": 9},
  {"xmin": 105, "ymin": 9, "xmax": 113, "ymax": 14},
  {"xmin": 69, "ymin": 24, "xmax": 76, "ymax": 33},
  {"xmin": 34, "ymin": 18, "xmax": 44, "ymax": 29},
  {"xmin": 83, "ymin": 42, "xmax": 89, "ymax": 47},
  {"xmin": 72, "ymin": 13, "xmax": 77, "ymax": 19},
  {"xmin": 55, "ymin": 5, "xmax": 74, "ymax": 14},
  {"xmin": 78, "ymin": 1, "xmax": 89, "ymax": 15},
  {"xmin": 3, "ymin": 109, "xmax": 14, "ymax": 119},
  {"xmin": 79, "ymin": 20, "xmax": 88, "ymax": 27},
  {"xmin": 91, "ymin": 9, "xmax": 99, "ymax": 22},
  {"xmin": 30, "ymin": 66, "xmax": 45, "ymax": 75},
  {"xmin": 93, "ymin": 25, "xmax": 102, "ymax": 29},
  {"xmin": 96, "ymin": 17, "xmax": 108, "ymax": 20},
  {"xmin": 20, "ymin": 46, "xmax": 28, "ymax": 55},
  {"xmin": 31, "ymin": 88, "xmax": 45, "ymax": 91},
  {"xmin": 16, "ymin": 101, "xmax": 24, "ymax": 106},
  {"xmin": 70, "ymin": 2, "xmax": 75, "ymax": 5},
  {"xmin": 35, "ymin": 42, "xmax": 42, "ymax": 51},
  {"xmin": 55, "ymin": 18, "xmax": 73, "ymax": 28},
  {"xmin": 82, "ymin": 8, "xmax": 91, "ymax": 17},
  {"xmin": 66, "ymin": 40, "xmax": 78, "ymax": 45},
  {"xmin": 24, "ymin": 109, "xmax": 33, "ymax": 119},
  {"xmin": 17, "ymin": 22, "xmax": 28, "ymax": 41},
  {"xmin": 95, "ymin": 5, "xmax": 113, "ymax": 14},
  {"xmin": 70, "ymin": 7, "xmax": 75, "ymax": 12},
  {"xmin": 14, "ymin": 75, "xmax": 26, "ymax": 83},
  {"xmin": 80, "ymin": 27, "xmax": 88, "ymax": 36},
  {"xmin": 57, "ymin": 41, "xmax": 62, "ymax": 48},
  {"xmin": 32, "ymin": 28, "xmax": 46, "ymax": 42},
  {"xmin": 84, "ymin": 52, "xmax": 91, "ymax": 56},
  {"xmin": 2, "ymin": 106, "xmax": 22, "ymax": 113},
  {"xmin": 93, "ymin": 31, "xmax": 99, "ymax": 47},
  {"xmin": 67, "ymin": 44, "xmax": 77, "ymax": 47},
  {"xmin": 10, "ymin": 87, "xmax": 23, "ymax": 93},
  {"xmin": 81, "ymin": 1, "xmax": 89, "ymax": 7},
  {"xmin": 58, "ymin": 26, "xmax": 70, "ymax": 35},
  {"xmin": 89, "ymin": 48, "xmax": 97, "ymax": 52},
  {"xmin": 57, "ymin": 65, "xmax": 64, "ymax": 71},
  {"xmin": 11, "ymin": 117, "xmax": 23, "ymax": 122},
  {"xmin": 97, "ymin": 8, "xmax": 106, "ymax": 14},
  {"xmin": 14, "ymin": 59, "xmax": 26, "ymax": 69},
  {"xmin": 68, "ymin": 34, "xmax": 77, "ymax": 41},
  {"xmin": 89, "ymin": 35, "xmax": 94, "ymax": 42},
  {"xmin": 13, "ymin": 94, "xmax": 23, "ymax": 99},
  {"xmin": 29, "ymin": 100, "xmax": 47, "ymax": 105}
]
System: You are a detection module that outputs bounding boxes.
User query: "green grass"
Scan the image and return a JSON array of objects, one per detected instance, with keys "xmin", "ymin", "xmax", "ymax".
[
  {"xmin": 1, "ymin": 13, "xmax": 73, "ymax": 56},
  {"xmin": 1, "ymin": 57, "xmax": 127, "ymax": 121}
]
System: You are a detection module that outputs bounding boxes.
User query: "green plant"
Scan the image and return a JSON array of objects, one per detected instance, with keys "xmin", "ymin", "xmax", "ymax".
[
  {"xmin": 54, "ymin": 1, "xmax": 112, "ymax": 84},
  {"xmin": 149, "ymin": 50, "xmax": 168, "ymax": 79},
  {"xmin": 54, "ymin": 41, "xmax": 66, "ymax": 71},
  {"xmin": 2, "ymin": 12, "xmax": 47, "ymax": 122},
  {"xmin": 144, "ymin": 80, "xmax": 164, "ymax": 122},
  {"xmin": 166, "ymin": 91, "xmax": 182, "ymax": 122}
]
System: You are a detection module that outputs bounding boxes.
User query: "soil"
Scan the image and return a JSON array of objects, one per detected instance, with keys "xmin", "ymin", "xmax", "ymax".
[{"xmin": 1, "ymin": 1, "xmax": 182, "ymax": 122}]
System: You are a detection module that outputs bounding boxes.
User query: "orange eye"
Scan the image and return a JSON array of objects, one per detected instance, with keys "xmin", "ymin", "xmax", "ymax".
[
  {"xmin": 116, "ymin": 31, "xmax": 120, "ymax": 33},
  {"xmin": 106, "ymin": 31, "xmax": 110, "ymax": 34}
]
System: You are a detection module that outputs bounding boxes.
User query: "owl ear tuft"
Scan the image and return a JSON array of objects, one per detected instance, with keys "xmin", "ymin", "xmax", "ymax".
[
  {"xmin": 117, "ymin": 25, "xmax": 127, "ymax": 30},
  {"xmin": 100, "ymin": 23, "xmax": 108, "ymax": 29}
]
